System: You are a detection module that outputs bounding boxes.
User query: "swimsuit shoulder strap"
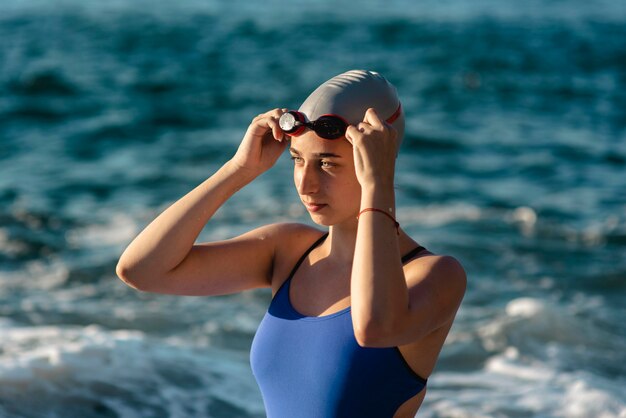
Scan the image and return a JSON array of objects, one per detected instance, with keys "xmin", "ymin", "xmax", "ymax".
[
  {"xmin": 401, "ymin": 245, "xmax": 427, "ymax": 264},
  {"xmin": 285, "ymin": 232, "xmax": 329, "ymax": 281},
  {"xmin": 286, "ymin": 234, "xmax": 422, "ymax": 280}
]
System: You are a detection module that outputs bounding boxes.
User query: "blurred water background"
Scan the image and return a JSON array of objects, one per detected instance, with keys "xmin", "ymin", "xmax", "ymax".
[{"xmin": 1, "ymin": 0, "xmax": 625, "ymax": 417}]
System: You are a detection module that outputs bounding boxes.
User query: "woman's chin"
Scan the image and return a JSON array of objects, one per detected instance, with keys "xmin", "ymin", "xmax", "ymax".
[
  {"xmin": 308, "ymin": 214, "xmax": 332, "ymax": 226},
  {"xmin": 307, "ymin": 212, "xmax": 358, "ymax": 229}
]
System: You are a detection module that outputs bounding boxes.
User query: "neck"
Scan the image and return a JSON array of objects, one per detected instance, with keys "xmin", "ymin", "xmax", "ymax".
[
  {"xmin": 320, "ymin": 215, "xmax": 410, "ymax": 265},
  {"xmin": 323, "ymin": 219, "xmax": 359, "ymax": 264}
]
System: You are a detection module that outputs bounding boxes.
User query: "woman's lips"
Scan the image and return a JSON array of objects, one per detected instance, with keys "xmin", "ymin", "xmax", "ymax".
[{"xmin": 303, "ymin": 202, "xmax": 327, "ymax": 212}]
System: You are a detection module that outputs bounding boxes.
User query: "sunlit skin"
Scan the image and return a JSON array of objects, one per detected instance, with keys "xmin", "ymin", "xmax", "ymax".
[
  {"xmin": 116, "ymin": 106, "xmax": 467, "ymax": 418},
  {"xmin": 289, "ymin": 131, "xmax": 362, "ymax": 228}
]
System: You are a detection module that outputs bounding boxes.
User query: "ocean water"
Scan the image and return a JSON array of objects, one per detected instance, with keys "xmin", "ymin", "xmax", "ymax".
[{"xmin": 1, "ymin": 0, "xmax": 626, "ymax": 417}]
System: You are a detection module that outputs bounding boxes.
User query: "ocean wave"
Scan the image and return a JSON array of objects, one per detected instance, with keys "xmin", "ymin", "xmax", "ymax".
[
  {"xmin": 421, "ymin": 355, "xmax": 626, "ymax": 418},
  {"xmin": 428, "ymin": 297, "xmax": 626, "ymax": 417},
  {"xmin": 0, "ymin": 322, "xmax": 265, "ymax": 418},
  {"xmin": 1, "ymin": 1, "xmax": 624, "ymax": 417}
]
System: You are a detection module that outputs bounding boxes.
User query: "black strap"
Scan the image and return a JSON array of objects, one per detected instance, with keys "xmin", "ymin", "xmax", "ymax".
[
  {"xmin": 285, "ymin": 232, "xmax": 329, "ymax": 281},
  {"xmin": 287, "ymin": 234, "xmax": 424, "ymax": 280},
  {"xmin": 401, "ymin": 245, "xmax": 426, "ymax": 263}
]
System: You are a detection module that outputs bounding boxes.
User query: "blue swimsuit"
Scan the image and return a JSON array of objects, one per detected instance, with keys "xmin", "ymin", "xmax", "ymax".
[{"xmin": 250, "ymin": 233, "xmax": 428, "ymax": 418}]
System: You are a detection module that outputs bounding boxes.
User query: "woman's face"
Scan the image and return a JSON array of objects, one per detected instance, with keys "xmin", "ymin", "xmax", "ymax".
[{"xmin": 289, "ymin": 131, "xmax": 361, "ymax": 227}]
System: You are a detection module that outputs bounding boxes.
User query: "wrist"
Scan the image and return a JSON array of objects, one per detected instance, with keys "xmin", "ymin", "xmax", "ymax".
[
  {"xmin": 357, "ymin": 208, "xmax": 400, "ymax": 235},
  {"xmin": 224, "ymin": 159, "xmax": 260, "ymax": 185},
  {"xmin": 360, "ymin": 174, "xmax": 394, "ymax": 188},
  {"xmin": 220, "ymin": 160, "xmax": 261, "ymax": 189},
  {"xmin": 361, "ymin": 183, "xmax": 396, "ymax": 207},
  {"xmin": 360, "ymin": 185, "xmax": 396, "ymax": 214}
]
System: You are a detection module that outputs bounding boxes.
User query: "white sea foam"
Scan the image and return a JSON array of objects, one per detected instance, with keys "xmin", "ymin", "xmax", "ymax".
[
  {"xmin": 0, "ymin": 228, "xmax": 30, "ymax": 257},
  {"xmin": 423, "ymin": 351, "xmax": 626, "ymax": 418},
  {"xmin": 0, "ymin": 323, "xmax": 265, "ymax": 418},
  {"xmin": 509, "ymin": 206, "xmax": 538, "ymax": 236},
  {"xmin": 400, "ymin": 203, "xmax": 483, "ymax": 227},
  {"xmin": 422, "ymin": 364, "xmax": 626, "ymax": 418},
  {"xmin": 0, "ymin": 258, "xmax": 69, "ymax": 290},
  {"xmin": 400, "ymin": 203, "xmax": 540, "ymax": 231},
  {"xmin": 421, "ymin": 297, "xmax": 626, "ymax": 418},
  {"xmin": 65, "ymin": 212, "xmax": 139, "ymax": 248}
]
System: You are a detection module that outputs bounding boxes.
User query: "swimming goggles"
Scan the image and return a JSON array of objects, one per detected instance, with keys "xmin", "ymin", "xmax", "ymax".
[{"xmin": 278, "ymin": 103, "xmax": 402, "ymax": 140}]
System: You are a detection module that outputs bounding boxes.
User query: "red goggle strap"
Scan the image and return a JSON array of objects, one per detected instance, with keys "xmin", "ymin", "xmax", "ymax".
[{"xmin": 385, "ymin": 102, "xmax": 402, "ymax": 124}]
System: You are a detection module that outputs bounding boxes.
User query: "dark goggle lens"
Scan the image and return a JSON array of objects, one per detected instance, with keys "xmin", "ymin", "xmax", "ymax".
[{"xmin": 312, "ymin": 117, "xmax": 347, "ymax": 139}]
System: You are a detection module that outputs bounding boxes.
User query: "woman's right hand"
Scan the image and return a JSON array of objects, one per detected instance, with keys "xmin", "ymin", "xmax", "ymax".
[{"xmin": 230, "ymin": 108, "xmax": 289, "ymax": 177}]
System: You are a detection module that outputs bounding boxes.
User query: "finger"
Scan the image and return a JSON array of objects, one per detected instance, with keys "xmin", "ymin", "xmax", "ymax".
[
  {"xmin": 266, "ymin": 117, "xmax": 278, "ymax": 139},
  {"xmin": 356, "ymin": 122, "xmax": 374, "ymax": 135},
  {"xmin": 363, "ymin": 108, "xmax": 384, "ymax": 130},
  {"xmin": 268, "ymin": 108, "xmax": 284, "ymax": 119},
  {"xmin": 253, "ymin": 108, "xmax": 283, "ymax": 121},
  {"xmin": 345, "ymin": 125, "xmax": 362, "ymax": 145},
  {"xmin": 269, "ymin": 109, "xmax": 289, "ymax": 140},
  {"xmin": 267, "ymin": 117, "xmax": 285, "ymax": 141}
]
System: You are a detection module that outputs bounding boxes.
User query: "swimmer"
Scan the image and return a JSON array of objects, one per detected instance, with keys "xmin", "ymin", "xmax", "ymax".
[{"xmin": 116, "ymin": 70, "xmax": 467, "ymax": 418}]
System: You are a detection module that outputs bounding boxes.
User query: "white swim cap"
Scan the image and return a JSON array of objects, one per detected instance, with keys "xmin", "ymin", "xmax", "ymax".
[{"xmin": 298, "ymin": 70, "xmax": 404, "ymax": 145}]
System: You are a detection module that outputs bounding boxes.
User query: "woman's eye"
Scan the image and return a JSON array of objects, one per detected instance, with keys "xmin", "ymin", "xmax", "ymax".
[
  {"xmin": 320, "ymin": 161, "xmax": 334, "ymax": 168},
  {"xmin": 290, "ymin": 156, "xmax": 303, "ymax": 163}
]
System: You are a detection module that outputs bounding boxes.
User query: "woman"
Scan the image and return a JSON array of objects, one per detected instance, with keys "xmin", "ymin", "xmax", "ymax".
[{"xmin": 116, "ymin": 70, "xmax": 466, "ymax": 417}]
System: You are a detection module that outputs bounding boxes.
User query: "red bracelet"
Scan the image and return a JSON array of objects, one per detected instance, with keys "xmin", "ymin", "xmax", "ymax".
[{"xmin": 357, "ymin": 208, "xmax": 400, "ymax": 235}]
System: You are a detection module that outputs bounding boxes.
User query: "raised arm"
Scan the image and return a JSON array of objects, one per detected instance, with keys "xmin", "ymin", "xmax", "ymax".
[
  {"xmin": 346, "ymin": 109, "xmax": 466, "ymax": 347},
  {"xmin": 116, "ymin": 109, "xmax": 289, "ymax": 295}
]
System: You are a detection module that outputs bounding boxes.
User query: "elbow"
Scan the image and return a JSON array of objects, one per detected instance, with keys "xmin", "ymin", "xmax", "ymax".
[
  {"xmin": 353, "ymin": 318, "xmax": 398, "ymax": 348},
  {"xmin": 354, "ymin": 330, "xmax": 385, "ymax": 348},
  {"xmin": 115, "ymin": 262, "xmax": 149, "ymax": 292}
]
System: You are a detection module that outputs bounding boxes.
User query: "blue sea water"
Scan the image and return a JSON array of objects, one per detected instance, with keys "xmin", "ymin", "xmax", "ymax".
[{"xmin": 1, "ymin": 0, "xmax": 625, "ymax": 417}]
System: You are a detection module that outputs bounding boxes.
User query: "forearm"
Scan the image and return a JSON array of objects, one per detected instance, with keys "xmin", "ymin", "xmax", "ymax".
[
  {"xmin": 117, "ymin": 160, "xmax": 257, "ymax": 280},
  {"xmin": 351, "ymin": 185, "xmax": 409, "ymax": 341}
]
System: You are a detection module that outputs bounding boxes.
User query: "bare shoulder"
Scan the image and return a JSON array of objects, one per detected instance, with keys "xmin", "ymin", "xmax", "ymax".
[
  {"xmin": 253, "ymin": 222, "xmax": 324, "ymax": 252},
  {"xmin": 406, "ymin": 252, "xmax": 467, "ymax": 291},
  {"xmin": 404, "ymin": 253, "xmax": 467, "ymax": 324},
  {"xmin": 262, "ymin": 223, "xmax": 326, "ymax": 292},
  {"xmin": 226, "ymin": 222, "xmax": 322, "ymax": 248},
  {"xmin": 265, "ymin": 222, "xmax": 325, "ymax": 242}
]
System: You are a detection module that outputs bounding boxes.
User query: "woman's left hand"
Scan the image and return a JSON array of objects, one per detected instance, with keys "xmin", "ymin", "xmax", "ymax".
[{"xmin": 345, "ymin": 108, "xmax": 399, "ymax": 189}]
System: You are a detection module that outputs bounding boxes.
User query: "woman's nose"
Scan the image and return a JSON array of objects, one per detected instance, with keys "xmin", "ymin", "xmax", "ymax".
[{"xmin": 296, "ymin": 165, "xmax": 320, "ymax": 195}]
